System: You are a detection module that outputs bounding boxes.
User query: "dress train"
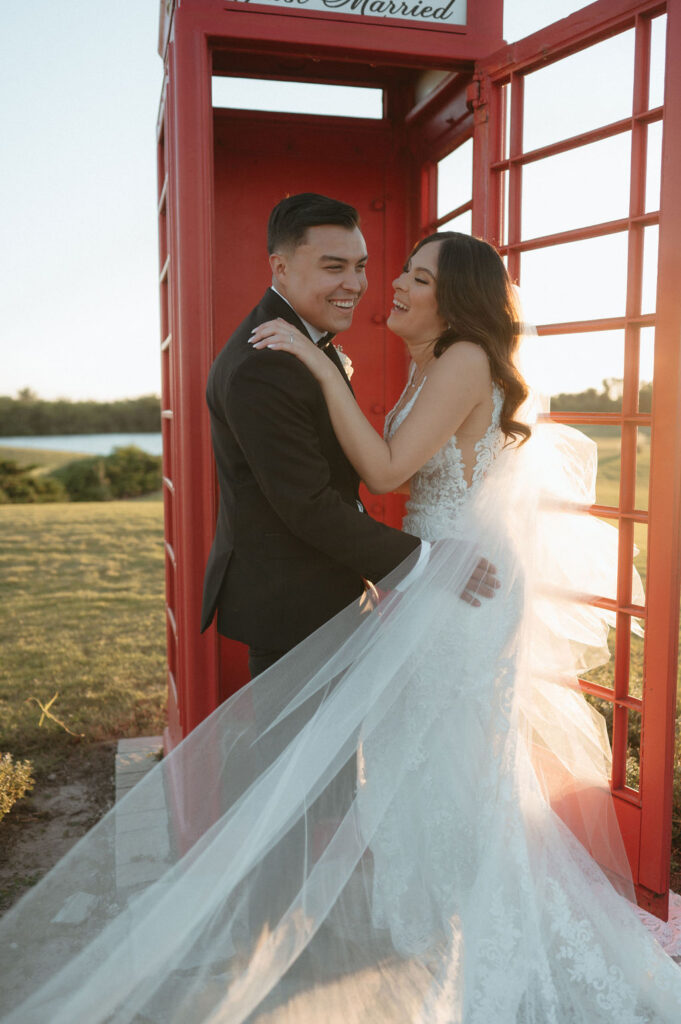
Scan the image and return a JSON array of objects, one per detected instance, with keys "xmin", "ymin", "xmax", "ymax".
[{"xmin": 0, "ymin": 420, "xmax": 680, "ymax": 1022}]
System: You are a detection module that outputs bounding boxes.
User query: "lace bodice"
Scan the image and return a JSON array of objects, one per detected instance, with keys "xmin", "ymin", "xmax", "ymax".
[{"xmin": 385, "ymin": 363, "xmax": 505, "ymax": 541}]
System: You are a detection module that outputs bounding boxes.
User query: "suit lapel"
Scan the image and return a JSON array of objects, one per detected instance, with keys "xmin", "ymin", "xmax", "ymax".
[{"xmin": 262, "ymin": 289, "xmax": 354, "ymax": 393}]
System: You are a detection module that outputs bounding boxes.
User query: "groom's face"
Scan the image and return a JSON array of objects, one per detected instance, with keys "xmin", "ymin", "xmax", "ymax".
[{"xmin": 269, "ymin": 224, "xmax": 368, "ymax": 334}]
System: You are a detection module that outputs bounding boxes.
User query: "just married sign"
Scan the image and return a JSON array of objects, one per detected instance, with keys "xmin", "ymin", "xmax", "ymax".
[{"xmin": 230, "ymin": 0, "xmax": 467, "ymax": 27}]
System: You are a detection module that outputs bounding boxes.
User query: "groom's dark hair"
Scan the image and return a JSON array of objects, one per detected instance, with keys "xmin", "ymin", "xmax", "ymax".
[{"xmin": 267, "ymin": 193, "xmax": 360, "ymax": 254}]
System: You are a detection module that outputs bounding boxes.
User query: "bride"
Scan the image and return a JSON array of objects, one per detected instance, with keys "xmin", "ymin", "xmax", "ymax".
[{"xmin": 1, "ymin": 232, "xmax": 680, "ymax": 1023}]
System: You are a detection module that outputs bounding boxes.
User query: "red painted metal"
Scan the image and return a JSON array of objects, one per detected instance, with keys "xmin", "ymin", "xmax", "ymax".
[
  {"xmin": 472, "ymin": 0, "xmax": 681, "ymax": 917},
  {"xmin": 638, "ymin": 0, "xmax": 681, "ymax": 902}
]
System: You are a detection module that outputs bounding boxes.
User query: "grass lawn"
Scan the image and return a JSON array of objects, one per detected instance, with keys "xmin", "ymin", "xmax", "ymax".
[{"xmin": 0, "ymin": 501, "xmax": 166, "ymax": 779}]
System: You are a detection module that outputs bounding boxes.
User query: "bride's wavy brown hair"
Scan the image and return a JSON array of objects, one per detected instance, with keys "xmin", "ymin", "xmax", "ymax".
[{"xmin": 412, "ymin": 231, "xmax": 531, "ymax": 447}]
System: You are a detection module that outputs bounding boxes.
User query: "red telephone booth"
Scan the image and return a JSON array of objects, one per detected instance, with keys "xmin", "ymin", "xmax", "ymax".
[{"xmin": 156, "ymin": 0, "xmax": 681, "ymax": 915}]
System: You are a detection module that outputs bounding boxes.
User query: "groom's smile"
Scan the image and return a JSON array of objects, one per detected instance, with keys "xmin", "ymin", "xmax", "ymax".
[{"xmin": 269, "ymin": 223, "xmax": 368, "ymax": 334}]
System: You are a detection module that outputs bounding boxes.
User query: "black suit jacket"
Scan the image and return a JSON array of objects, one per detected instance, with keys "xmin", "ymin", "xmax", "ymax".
[{"xmin": 201, "ymin": 288, "xmax": 420, "ymax": 650}]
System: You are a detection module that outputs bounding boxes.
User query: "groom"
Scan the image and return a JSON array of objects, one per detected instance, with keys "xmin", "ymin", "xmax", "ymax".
[{"xmin": 201, "ymin": 193, "xmax": 491, "ymax": 677}]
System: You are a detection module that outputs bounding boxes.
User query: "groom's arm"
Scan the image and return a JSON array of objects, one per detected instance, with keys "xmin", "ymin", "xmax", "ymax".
[{"xmin": 225, "ymin": 351, "xmax": 421, "ymax": 582}]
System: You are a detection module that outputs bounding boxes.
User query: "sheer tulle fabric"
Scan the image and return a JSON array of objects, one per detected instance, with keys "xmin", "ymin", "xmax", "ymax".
[{"xmin": 1, "ymin": 423, "xmax": 680, "ymax": 1023}]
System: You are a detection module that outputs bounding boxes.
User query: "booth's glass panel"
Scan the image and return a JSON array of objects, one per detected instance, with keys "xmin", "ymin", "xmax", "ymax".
[
  {"xmin": 437, "ymin": 139, "xmax": 473, "ymax": 220},
  {"xmin": 626, "ymin": 707, "xmax": 642, "ymax": 790},
  {"xmin": 521, "ymin": 233, "xmax": 628, "ymax": 324},
  {"xmin": 638, "ymin": 326, "xmax": 654, "ymax": 411},
  {"xmin": 635, "ymin": 428, "xmax": 651, "ymax": 513},
  {"xmin": 523, "ymin": 30, "xmax": 635, "ymax": 152},
  {"xmin": 521, "ymin": 133, "xmax": 631, "ymax": 240},
  {"xmin": 633, "ymin": 522, "xmax": 648, "ymax": 587},
  {"xmin": 212, "ymin": 77, "xmax": 384, "ymax": 119},
  {"xmin": 522, "ymin": 330, "xmax": 625, "ymax": 409},
  {"xmin": 641, "ymin": 224, "xmax": 659, "ymax": 315},
  {"xmin": 439, "ymin": 209, "xmax": 472, "ymax": 235},
  {"xmin": 649, "ymin": 14, "xmax": 667, "ymax": 109},
  {"xmin": 645, "ymin": 120, "xmax": 663, "ymax": 213}
]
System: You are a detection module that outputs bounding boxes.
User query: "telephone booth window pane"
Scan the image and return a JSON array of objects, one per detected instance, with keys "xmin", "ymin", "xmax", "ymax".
[
  {"xmin": 521, "ymin": 133, "xmax": 631, "ymax": 240},
  {"xmin": 649, "ymin": 14, "xmax": 667, "ymax": 110},
  {"xmin": 629, "ymin": 632, "xmax": 645, "ymax": 700},
  {"xmin": 638, "ymin": 327, "xmax": 654, "ymax": 408},
  {"xmin": 635, "ymin": 427, "xmax": 651, "ymax": 513},
  {"xmin": 436, "ymin": 140, "xmax": 473, "ymax": 220},
  {"xmin": 211, "ymin": 77, "xmax": 384, "ymax": 119},
  {"xmin": 588, "ymin": 424, "xmax": 622, "ymax": 508},
  {"xmin": 557, "ymin": 423, "xmax": 621, "ymax": 508},
  {"xmin": 523, "ymin": 30, "xmax": 635, "ymax": 152},
  {"xmin": 529, "ymin": 331, "xmax": 624, "ymax": 408},
  {"xmin": 439, "ymin": 209, "xmax": 472, "ymax": 235},
  {"xmin": 583, "ymin": 644, "xmax": 616, "ymax": 693},
  {"xmin": 521, "ymin": 233, "xmax": 628, "ymax": 325},
  {"xmin": 633, "ymin": 520, "xmax": 648, "ymax": 585},
  {"xmin": 585, "ymin": 694, "xmax": 614, "ymax": 745},
  {"xmin": 645, "ymin": 121, "xmax": 662, "ymax": 213},
  {"xmin": 626, "ymin": 708, "xmax": 642, "ymax": 790},
  {"xmin": 641, "ymin": 224, "xmax": 659, "ymax": 315}
]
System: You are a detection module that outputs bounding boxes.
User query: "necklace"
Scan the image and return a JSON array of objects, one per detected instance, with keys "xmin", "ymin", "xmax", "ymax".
[{"xmin": 408, "ymin": 356, "xmax": 434, "ymax": 390}]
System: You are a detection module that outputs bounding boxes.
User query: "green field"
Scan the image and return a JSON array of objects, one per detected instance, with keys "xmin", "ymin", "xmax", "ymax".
[{"xmin": 0, "ymin": 501, "xmax": 166, "ymax": 775}]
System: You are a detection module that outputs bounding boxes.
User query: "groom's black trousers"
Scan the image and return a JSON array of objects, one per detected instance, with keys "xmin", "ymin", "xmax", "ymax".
[{"xmin": 248, "ymin": 646, "xmax": 289, "ymax": 680}]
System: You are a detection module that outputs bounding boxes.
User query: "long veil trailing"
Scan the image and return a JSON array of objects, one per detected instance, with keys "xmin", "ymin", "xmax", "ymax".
[{"xmin": 1, "ymin": 412, "xmax": 680, "ymax": 1022}]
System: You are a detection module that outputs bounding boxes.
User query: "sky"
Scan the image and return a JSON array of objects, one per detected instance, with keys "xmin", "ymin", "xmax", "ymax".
[{"xmin": 0, "ymin": 1, "xmax": 665, "ymax": 402}]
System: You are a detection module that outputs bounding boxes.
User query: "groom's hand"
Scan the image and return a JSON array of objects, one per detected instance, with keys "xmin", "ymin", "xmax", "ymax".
[{"xmin": 461, "ymin": 558, "xmax": 500, "ymax": 607}]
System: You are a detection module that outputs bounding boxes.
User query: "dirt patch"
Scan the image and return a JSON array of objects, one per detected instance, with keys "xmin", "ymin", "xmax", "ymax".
[{"xmin": 0, "ymin": 741, "xmax": 116, "ymax": 914}]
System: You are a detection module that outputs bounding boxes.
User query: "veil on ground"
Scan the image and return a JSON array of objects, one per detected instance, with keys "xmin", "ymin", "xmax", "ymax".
[{"xmin": 2, "ymin": 393, "xmax": 680, "ymax": 1021}]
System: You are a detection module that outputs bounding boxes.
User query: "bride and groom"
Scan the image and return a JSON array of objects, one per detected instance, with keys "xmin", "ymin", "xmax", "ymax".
[
  {"xmin": 200, "ymin": 192, "xmax": 498, "ymax": 675},
  {"xmin": 2, "ymin": 193, "xmax": 681, "ymax": 1022}
]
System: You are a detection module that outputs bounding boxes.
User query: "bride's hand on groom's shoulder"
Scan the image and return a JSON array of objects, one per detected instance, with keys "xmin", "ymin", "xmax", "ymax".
[{"xmin": 249, "ymin": 319, "xmax": 333, "ymax": 384}]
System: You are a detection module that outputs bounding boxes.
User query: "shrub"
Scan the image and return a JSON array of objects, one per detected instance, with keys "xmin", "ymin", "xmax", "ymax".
[
  {"xmin": 51, "ymin": 447, "xmax": 162, "ymax": 501},
  {"xmin": 105, "ymin": 446, "xmax": 162, "ymax": 499},
  {"xmin": 53, "ymin": 457, "xmax": 112, "ymax": 502},
  {"xmin": 0, "ymin": 754, "xmax": 35, "ymax": 822},
  {"xmin": 0, "ymin": 460, "xmax": 66, "ymax": 504}
]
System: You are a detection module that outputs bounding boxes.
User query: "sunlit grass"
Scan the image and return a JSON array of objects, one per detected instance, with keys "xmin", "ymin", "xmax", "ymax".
[{"xmin": 0, "ymin": 502, "xmax": 166, "ymax": 777}]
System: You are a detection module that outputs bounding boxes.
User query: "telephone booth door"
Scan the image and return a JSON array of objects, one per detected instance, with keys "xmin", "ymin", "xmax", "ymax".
[{"xmin": 458, "ymin": 0, "xmax": 679, "ymax": 916}]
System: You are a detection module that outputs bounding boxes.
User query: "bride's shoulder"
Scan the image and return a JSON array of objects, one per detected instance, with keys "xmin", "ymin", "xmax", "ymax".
[{"xmin": 432, "ymin": 341, "xmax": 491, "ymax": 386}]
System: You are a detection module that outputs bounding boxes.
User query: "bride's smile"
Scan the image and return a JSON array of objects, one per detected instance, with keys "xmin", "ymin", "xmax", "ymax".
[{"xmin": 387, "ymin": 239, "xmax": 448, "ymax": 354}]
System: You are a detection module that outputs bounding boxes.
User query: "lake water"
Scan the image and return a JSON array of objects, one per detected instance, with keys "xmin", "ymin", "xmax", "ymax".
[{"xmin": 0, "ymin": 433, "xmax": 163, "ymax": 456}]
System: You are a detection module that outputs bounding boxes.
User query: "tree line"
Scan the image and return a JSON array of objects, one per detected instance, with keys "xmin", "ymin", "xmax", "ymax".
[
  {"xmin": 0, "ymin": 390, "xmax": 161, "ymax": 436},
  {"xmin": 551, "ymin": 379, "xmax": 652, "ymax": 413},
  {"xmin": 0, "ymin": 380, "xmax": 652, "ymax": 437}
]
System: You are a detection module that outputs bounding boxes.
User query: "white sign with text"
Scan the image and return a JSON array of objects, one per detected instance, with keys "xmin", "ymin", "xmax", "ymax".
[{"xmin": 230, "ymin": 0, "xmax": 467, "ymax": 27}]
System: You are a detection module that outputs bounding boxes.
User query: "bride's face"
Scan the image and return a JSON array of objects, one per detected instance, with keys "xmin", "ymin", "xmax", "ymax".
[{"xmin": 387, "ymin": 241, "xmax": 448, "ymax": 345}]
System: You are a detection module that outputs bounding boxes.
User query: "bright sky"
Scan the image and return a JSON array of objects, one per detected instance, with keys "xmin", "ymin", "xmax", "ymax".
[{"xmin": 0, "ymin": 1, "xmax": 664, "ymax": 402}]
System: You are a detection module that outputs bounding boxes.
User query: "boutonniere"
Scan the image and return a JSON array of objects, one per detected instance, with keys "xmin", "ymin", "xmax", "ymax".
[{"xmin": 335, "ymin": 345, "xmax": 354, "ymax": 380}]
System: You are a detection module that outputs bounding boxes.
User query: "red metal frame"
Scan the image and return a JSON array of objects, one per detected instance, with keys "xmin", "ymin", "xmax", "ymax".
[{"xmin": 471, "ymin": 0, "xmax": 681, "ymax": 916}]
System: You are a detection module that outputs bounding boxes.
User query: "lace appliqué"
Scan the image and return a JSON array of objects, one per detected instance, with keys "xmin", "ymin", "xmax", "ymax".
[{"xmin": 384, "ymin": 369, "xmax": 505, "ymax": 542}]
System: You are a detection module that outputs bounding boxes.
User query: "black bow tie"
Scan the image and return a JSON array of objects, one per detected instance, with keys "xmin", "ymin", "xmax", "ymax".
[{"xmin": 317, "ymin": 333, "xmax": 334, "ymax": 349}]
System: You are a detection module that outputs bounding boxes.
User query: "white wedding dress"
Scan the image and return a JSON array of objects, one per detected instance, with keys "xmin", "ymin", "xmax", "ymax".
[{"xmin": 1, "ymin": 371, "xmax": 680, "ymax": 1022}]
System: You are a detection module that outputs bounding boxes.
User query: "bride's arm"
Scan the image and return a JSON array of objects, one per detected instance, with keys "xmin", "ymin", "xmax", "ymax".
[{"xmin": 250, "ymin": 320, "xmax": 490, "ymax": 494}]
